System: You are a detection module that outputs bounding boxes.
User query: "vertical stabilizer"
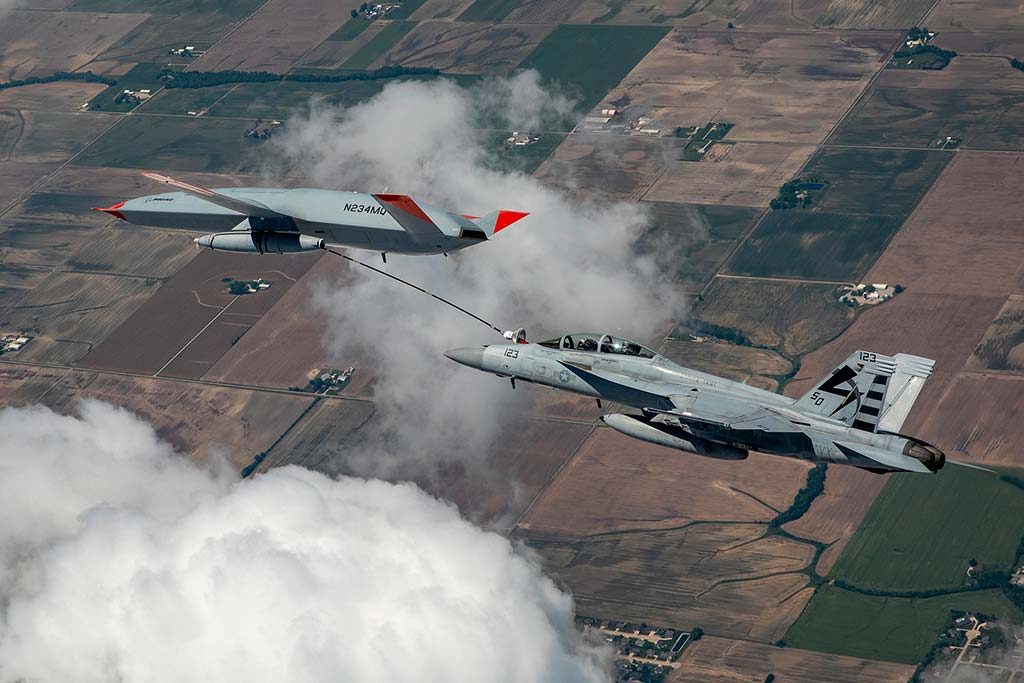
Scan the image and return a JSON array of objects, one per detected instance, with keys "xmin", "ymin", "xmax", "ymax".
[{"xmin": 794, "ymin": 351, "xmax": 898, "ymax": 431}]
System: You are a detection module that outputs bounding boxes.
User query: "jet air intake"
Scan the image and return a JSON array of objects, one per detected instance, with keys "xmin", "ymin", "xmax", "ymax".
[
  {"xmin": 195, "ymin": 231, "xmax": 325, "ymax": 254},
  {"xmin": 602, "ymin": 414, "xmax": 748, "ymax": 460}
]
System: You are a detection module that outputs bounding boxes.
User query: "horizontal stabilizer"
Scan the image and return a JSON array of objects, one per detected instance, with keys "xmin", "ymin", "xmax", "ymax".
[
  {"xmin": 373, "ymin": 193, "xmax": 445, "ymax": 243},
  {"xmin": 141, "ymin": 172, "xmax": 286, "ymax": 219},
  {"xmin": 878, "ymin": 353, "xmax": 936, "ymax": 432},
  {"xmin": 470, "ymin": 210, "xmax": 529, "ymax": 237},
  {"xmin": 835, "ymin": 441, "xmax": 933, "ymax": 473}
]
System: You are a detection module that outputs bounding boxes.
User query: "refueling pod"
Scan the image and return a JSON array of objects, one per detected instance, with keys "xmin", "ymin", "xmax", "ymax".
[
  {"xmin": 602, "ymin": 414, "xmax": 748, "ymax": 460},
  {"xmin": 194, "ymin": 231, "xmax": 325, "ymax": 254}
]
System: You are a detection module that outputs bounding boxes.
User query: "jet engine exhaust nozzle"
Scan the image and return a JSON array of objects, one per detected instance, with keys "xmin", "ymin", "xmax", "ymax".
[
  {"xmin": 904, "ymin": 439, "xmax": 946, "ymax": 472},
  {"xmin": 195, "ymin": 231, "xmax": 324, "ymax": 254}
]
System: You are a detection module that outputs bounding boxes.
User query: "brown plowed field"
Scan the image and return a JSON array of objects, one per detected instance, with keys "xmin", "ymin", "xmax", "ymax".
[
  {"xmin": 610, "ymin": 29, "xmax": 898, "ymax": 145},
  {"xmin": 527, "ymin": 523, "xmax": 814, "ymax": 641},
  {"xmin": 188, "ymin": 0, "xmax": 353, "ymax": 73},
  {"xmin": 39, "ymin": 371, "xmax": 313, "ymax": 468},
  {"xmin": 783, "ymin": 466, "xmax": 889, "ymax": 575},
  {"xmin": 671, "ymin": 635, "xmax": 915, "ymax": 683},
  {"xmin": 80, "ymin": 250, "xmax": 321, "ymax": 375},
  {"xmin": 520, "ymin": 427, "xmax": 808, "ymax": 536},
  {"xmin": 868, "ymin": 153, "xmax": 1024, "ymax": 297},
  {"xmin": 919, "ymin": 373, "xmax": 1024, "ymax": 468}
]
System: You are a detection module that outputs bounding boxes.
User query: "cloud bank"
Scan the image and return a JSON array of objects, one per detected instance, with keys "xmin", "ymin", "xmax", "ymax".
[
  {"xmin": 269, "ymin": 72, "xmax": 687, "ymax": 494},
  {"xmin": 0, "ymin": 401, "xmax": 610, "ymax": 683}
]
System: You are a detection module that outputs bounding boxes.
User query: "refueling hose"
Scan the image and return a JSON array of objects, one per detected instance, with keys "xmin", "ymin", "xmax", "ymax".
[{"xmin": 324, "ymin": 247, "xmax": 506, "ymax": 337}]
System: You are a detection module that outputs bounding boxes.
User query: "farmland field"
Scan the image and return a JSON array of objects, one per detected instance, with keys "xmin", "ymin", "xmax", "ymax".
[
  {"xmin": 968, "ymin": 295, "xmax": 1024, "ymax": 372},
  {"xmin": 804, "ymin": 148, "xmax": 952, "ymax": 219},
  {"xmin": 345, "ymin": 21, "xmax": 418, "ymax": 69},
  {"xmin": 639, "ymin": 202, "xmax": 759, "ymax": 291},
  {"xmin": 693, "ymin": 278, "xmax": 855, "ymax": 357},
  {"xmin": 831, "ymin": 467, "xmax": 1024, "ymax": 591},
  {"xmin": 660, "ymin": 338, "xmax": 792, "ymax": 392},
  {"xmin": 520, "ymin": 427, "xmax": 809, "ymax": 537},
  {"xmin": 457, "ymin": 0, "xmax": 523, "ymax": 21},
  {"xmin": 380, "ymin": 21, "xmax": 555, "ymax": 75},
  {"xmin": 786, "ymin": 585, "xmax": 1023, "ymax": 663},
  {"xmin": 72, "ymin": 116, "xmax": 262, "ymax": 173},
  {"xmin": 518, "ymin": 24, "xmax": 671, "ymax": 113},
  {"xmin": 920, "ymin": 374, "xmax": 1024, "ymax": 468},
  {"xmin": 830, "ymin": 81, "xmax": 1024, "ymax": 151},
  {"xmin": 526, "ymin": 522, "xmax": 815, "ymax": 641},
  {"xmin": 68, "ymin": 0, "xmax": 261, "ymax": 17},
  {"xmin": 673, "ymin": 635, "xmax": 914, "ymax": 683},
  {"xmin": 728, "ymin": 211, "xmax": 900, "ymax": 281}
]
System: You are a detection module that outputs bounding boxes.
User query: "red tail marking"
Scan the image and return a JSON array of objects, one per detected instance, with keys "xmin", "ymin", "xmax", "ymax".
[
  {"xmin": 92, "ymin": 201, "xmax": 127, "ymax": 221},
  {"xmin": 375, "ymin": 194, "xmax": 433, "ymax": 224},
  {"xmin": 493, "ymin": 210, "xmax": 529, "ymax": 234}
]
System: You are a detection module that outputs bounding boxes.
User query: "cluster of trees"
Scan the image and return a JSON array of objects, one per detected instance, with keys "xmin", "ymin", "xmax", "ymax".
[
  {"xmin": 770, "ymin": 177, "xmax": 828, "ymax": 210},
  {"xmin": 691, "ymin": 320, "xmax": 751, "ymax": 346},
  {"xmin": 770, "ymin": 463, "xmax": 827, "ymax": 528},
  {"xmin": 911, "ymin": 611, "xmax": 965, "ymax": 682},
  {"xmin": 0, "ymin": 70, "xmax": 115, "ymax": 90},
  {"xmin": 1011, "ymin": 58, "xmax": 1024, "ymax": 72},
  {"xmin": 160, "ymin": 65, "xmax": 441, "ymax": 89},
  {"xmin": 893, "ymin": 43, "xmax": 957, "ymax": 68}
]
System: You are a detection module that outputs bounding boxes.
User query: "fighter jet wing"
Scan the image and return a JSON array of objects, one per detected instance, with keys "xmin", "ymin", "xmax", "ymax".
[
  {"xmin": 372, "ymin": 194, "xmax": 446, "ymax": 244},
  {"xmin": 141, "ymin": 172, "xmax": 288, "ymax": 219}
]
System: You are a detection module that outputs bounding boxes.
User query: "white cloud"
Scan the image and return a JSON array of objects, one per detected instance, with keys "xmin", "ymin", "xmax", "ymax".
[
  {"xmin": 0, "ymin": 401, "xmax": 612, "ymax": 683},
  {"xmin": 268, "ymin": 72, "xmax": 688, "ymax": 495}
]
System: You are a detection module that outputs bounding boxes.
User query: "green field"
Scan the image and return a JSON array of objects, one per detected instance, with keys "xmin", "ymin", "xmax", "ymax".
[
  {"xmin": 343, "ymin": 21, "xmax": 417, "ymax": 70},
  {"xmin": 693, "ymin": 278, "xmax": 854, "ymax": 357},
  {"xmin": 727, "ymin": 211, "xmax": 900, "ymax": 281},
  {"xmin": 786, "ymin": 467, "xmax": 1024, "ymax": 664},
  {"xmin": 137, "ymin": 85, "xmax": 235, "ymax": 116},
  {"xmin": 638, "ymin": 203, "xmax": 759, "ymax": 291},
  {"xmin": 205, "ymin": 73, "xmax": 471, "ymax": 119},
  {"xmin": 518, "ymin": 25, "xmax": 670, "ymax": 114},
  {"xmin": 803, "ymin": 148, "xmax": 951, "ymax": 220},
  {"xmin": 786, "ymin": 585, "xmax": 1022, "ymax": 664},
  {"xmin": 329, "ymin": 17, "xmax": 374, "ymax": 41},
  {"xmin": 727, "ymin": 147, "xmax": 951, "ymax": 281},
  {"xmin": 69, "ymin": 0, "xmax": 261, "ymax": 17},
  {"xmin": 457, "ymin": 0, "xmax": 522, "ymax": 21},
  {"xmin": 72, "ymin": 116, "xmax": 260, "ymax": 173},
  {"xmin": 387, "ymin": 0, "xmax": 426, "ymax": 19},
  {"xmin": 833, "ymin": 468, "xmax": 1024, "ymax": 591}
]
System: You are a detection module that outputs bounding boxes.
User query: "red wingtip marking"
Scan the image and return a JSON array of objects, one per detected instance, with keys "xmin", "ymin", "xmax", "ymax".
[
  {"xmin": 492, "ymin": 210, "xmax": 529, "ymax": 234},
  {"xmin": 461, "ymin": 214, "xmax": 480, "ymax": 220},
  {"xmin": 375, "ymin": 193, "xmax": 433, "ymax": 225},
  {"xmin": 93, "ymin": 201, "xmax": 127, "ymax": 220}
]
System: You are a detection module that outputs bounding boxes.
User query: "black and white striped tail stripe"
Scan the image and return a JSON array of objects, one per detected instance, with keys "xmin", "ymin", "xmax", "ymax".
[{"xmin": 852, "ymin": 374, "xmax": 889, "ymax": 432}]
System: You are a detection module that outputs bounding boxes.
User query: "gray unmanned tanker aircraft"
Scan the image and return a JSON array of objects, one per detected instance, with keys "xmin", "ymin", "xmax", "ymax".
[
  {"xmin": 445, "ymin": 333, "xmax": 984, "ymax": 473},
  {"xmin": 93, "ymin": 172, "xmax": 528, "ymax": 257}
]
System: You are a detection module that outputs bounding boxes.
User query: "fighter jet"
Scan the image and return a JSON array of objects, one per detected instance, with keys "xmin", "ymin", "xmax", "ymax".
[
  {"xmin": 93, "ymin": 172, "xmax": 528, "ymax": 258},
  {"xmin": 445, "ymin": 332, "xmax": 982, "ymax": 473}
]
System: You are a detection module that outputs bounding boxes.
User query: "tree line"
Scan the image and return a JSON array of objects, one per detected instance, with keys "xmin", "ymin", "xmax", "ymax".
[
  {"xmin": 0, "ymin": 70, "xmax": 115, "ymax": 90},
  {"xmin": 160, "ymin": 65, "xmax": 441, "ymax": 89}
]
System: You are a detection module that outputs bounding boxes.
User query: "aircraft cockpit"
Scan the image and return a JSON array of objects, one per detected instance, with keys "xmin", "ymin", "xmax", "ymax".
[{"xmin": 537, "ymin": 333, "xmax": 658, "ymax": 359}]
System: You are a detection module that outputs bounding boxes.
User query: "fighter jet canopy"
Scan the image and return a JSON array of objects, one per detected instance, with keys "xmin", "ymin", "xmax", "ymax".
[{"xmin": 537, "ymin": 333, "xmax": 658, "ymax": 358}]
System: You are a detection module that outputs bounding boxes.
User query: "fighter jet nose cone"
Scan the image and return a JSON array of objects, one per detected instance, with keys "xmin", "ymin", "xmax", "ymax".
[{"xmin": 444, "ymin": 346, "xmax": 485, "ymax": 369}]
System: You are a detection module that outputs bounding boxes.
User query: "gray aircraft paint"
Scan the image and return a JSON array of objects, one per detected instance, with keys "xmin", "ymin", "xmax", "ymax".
[{"xmin": 445, "ymin": 334, "xmax": 981, "ymax": 474}]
